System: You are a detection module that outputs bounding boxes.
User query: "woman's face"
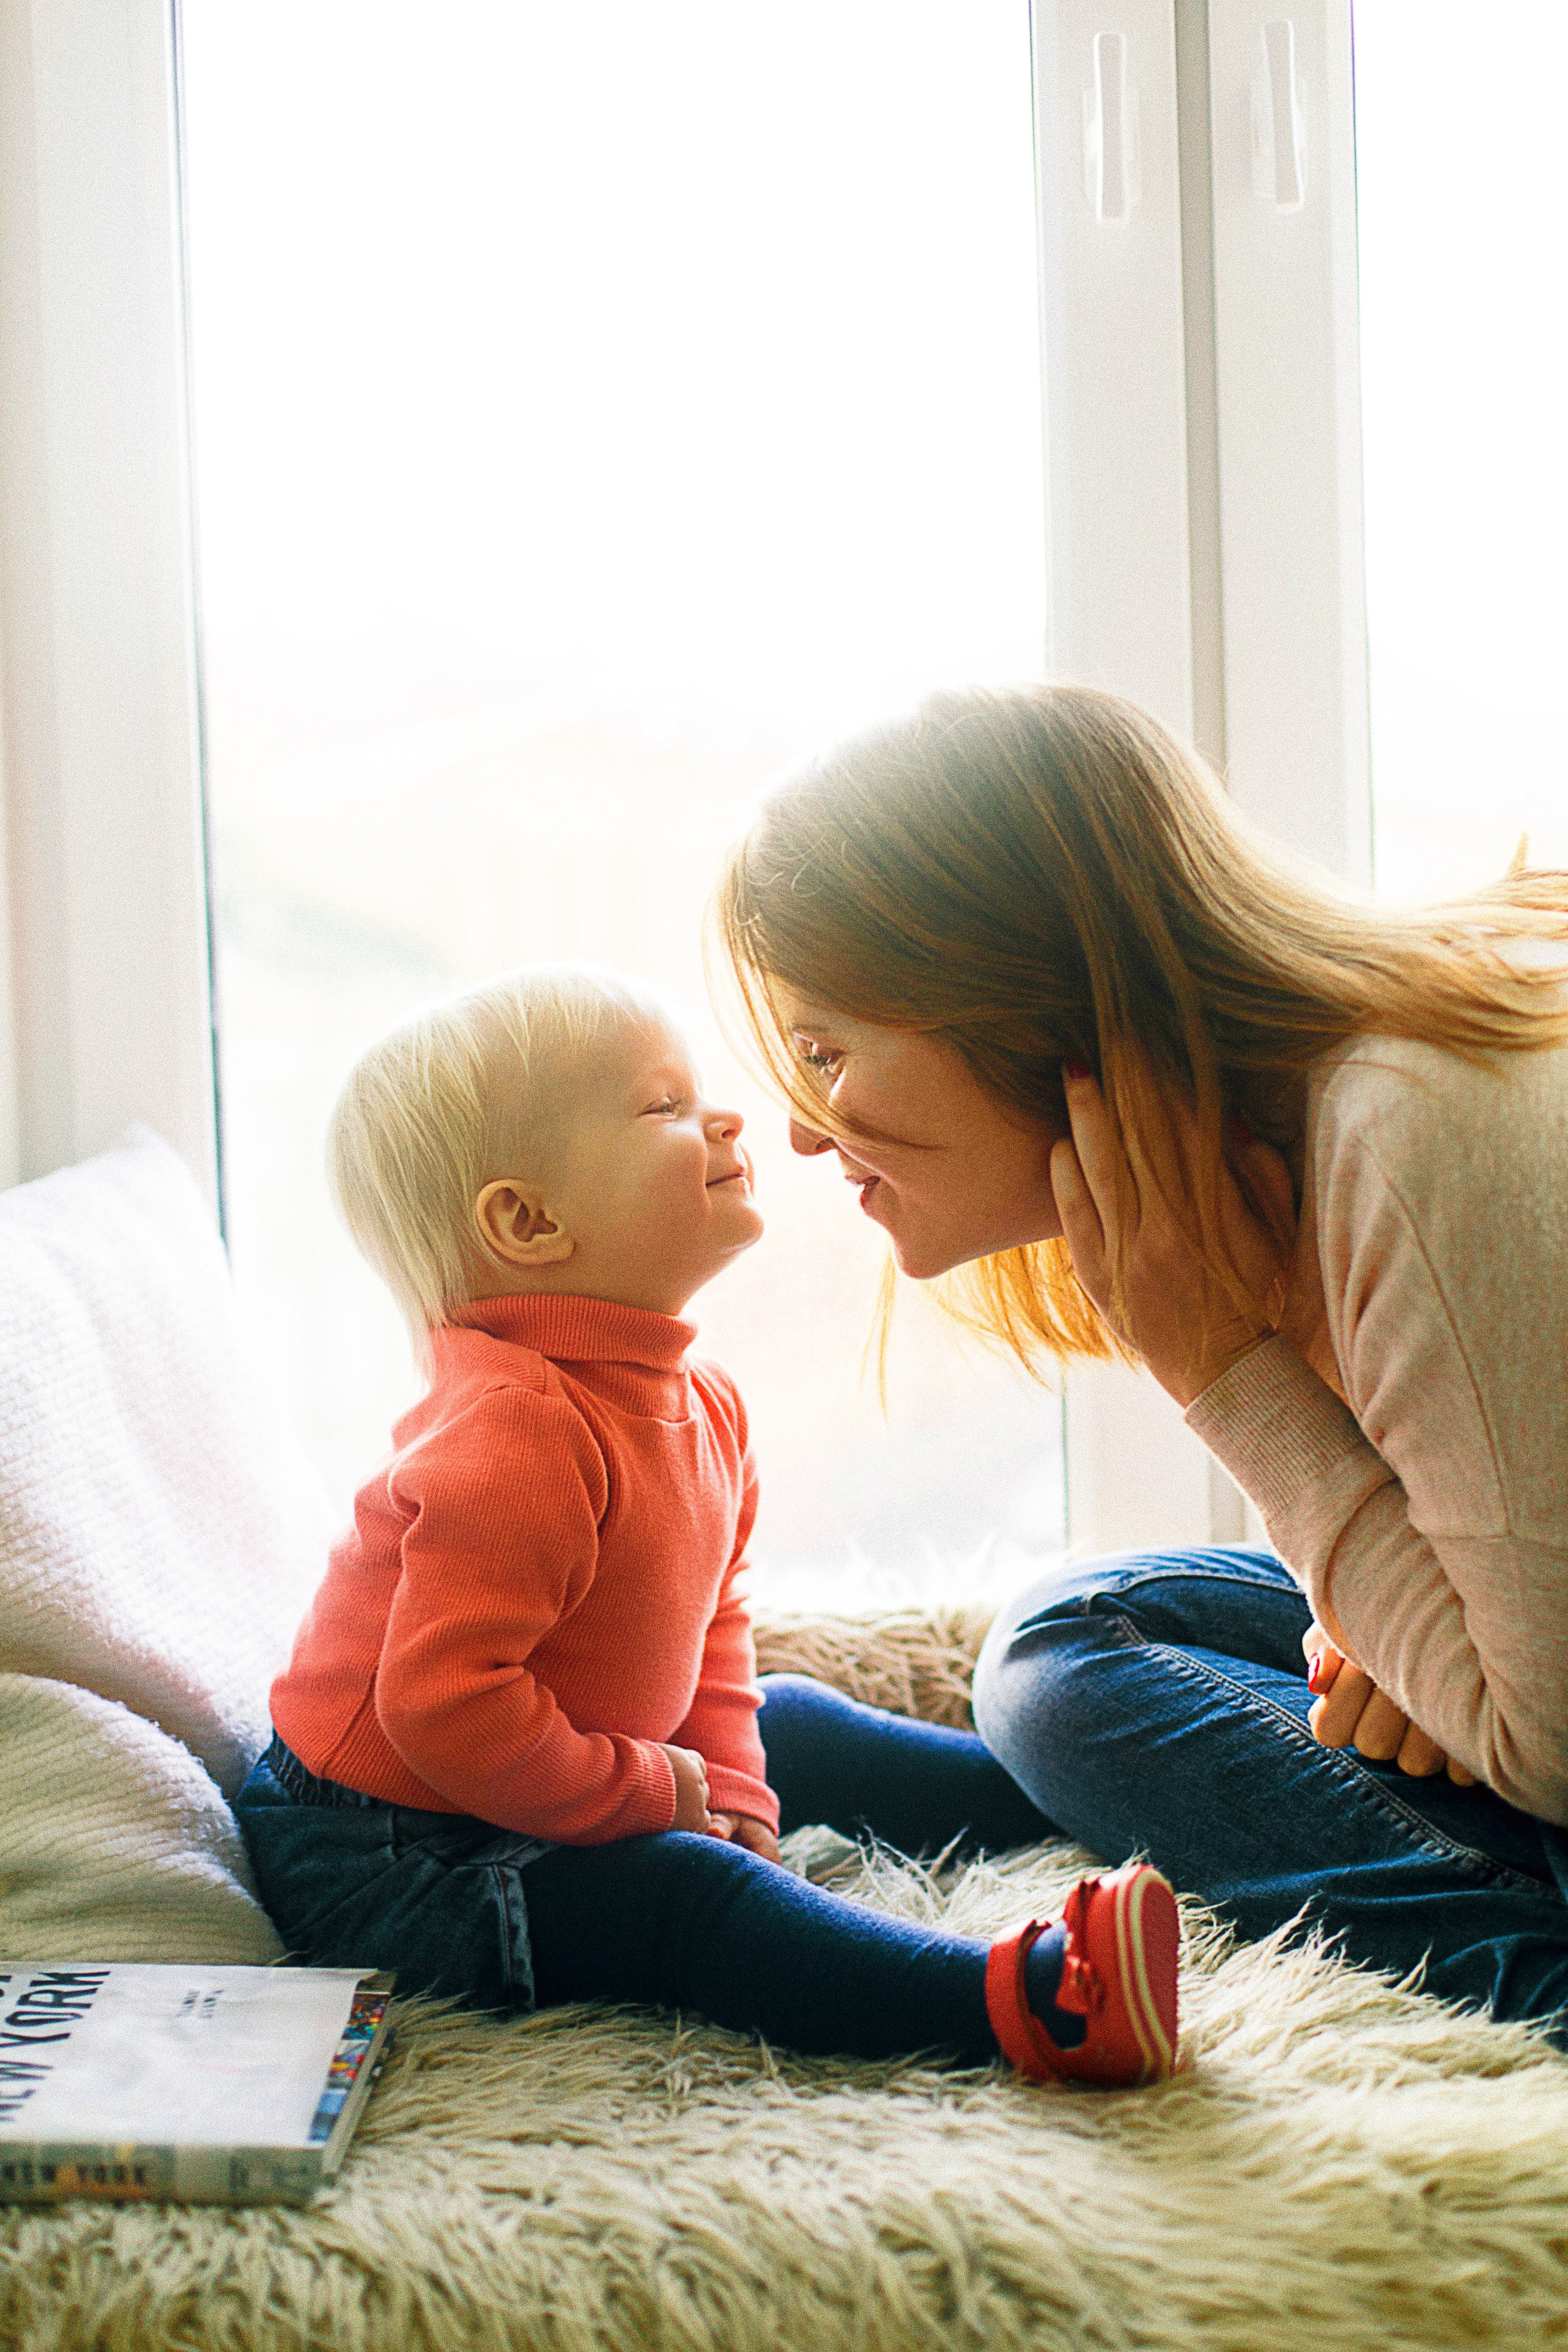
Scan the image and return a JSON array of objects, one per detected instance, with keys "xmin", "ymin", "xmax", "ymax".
[{"xmin": 778, "ymin": 994, "xmax": 1065, "ymax": 1279}]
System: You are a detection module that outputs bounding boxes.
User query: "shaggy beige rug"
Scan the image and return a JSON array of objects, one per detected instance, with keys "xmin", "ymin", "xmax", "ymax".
[{"xmin": 2, "ymin": 1606, "xmax": 1566, "ymax": 2352}]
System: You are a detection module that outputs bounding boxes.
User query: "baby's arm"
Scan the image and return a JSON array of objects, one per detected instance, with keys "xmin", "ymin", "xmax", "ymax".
[
  {"xmin": 376, "ymin": 1384, "xmax": 684, "ymax": 1842},
  {"xmin": 668, "ymin": 1448, "xmax": 780, "ymax": 1840}
]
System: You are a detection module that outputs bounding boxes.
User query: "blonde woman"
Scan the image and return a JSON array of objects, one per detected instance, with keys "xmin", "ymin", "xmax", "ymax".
[{"xmin": 712, "ymin": 682, "xmax": 1568, "ymax": 2038}]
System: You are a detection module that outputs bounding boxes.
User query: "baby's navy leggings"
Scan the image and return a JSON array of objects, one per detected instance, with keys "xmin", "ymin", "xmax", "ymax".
[{"xmin": 234, "ymin": 1675, "xmax": 1054, "ymax": 2062}]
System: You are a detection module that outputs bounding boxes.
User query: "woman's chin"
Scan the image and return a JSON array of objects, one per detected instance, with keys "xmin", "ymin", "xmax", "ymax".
[
  {"xmin": 888, "ymin": 1234, "xmax": 964, "ymax": 1281},
  {"xmin": 890, "ymin": 1223, "xmax": 1041, "ymax": 1281},
  {"xmin": 876, "ymin": 1194, "xmax": 1012, "ymax": 1280}
]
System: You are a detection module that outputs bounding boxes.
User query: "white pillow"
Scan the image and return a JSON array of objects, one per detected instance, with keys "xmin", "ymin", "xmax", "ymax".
[
  {"xmin": 0, "ymin": 1673, "xmax": 284, "ymax": 1962},
  {"xmin": 0, "ymin": 1127, "xmax": 334, "ymax": 1798}
]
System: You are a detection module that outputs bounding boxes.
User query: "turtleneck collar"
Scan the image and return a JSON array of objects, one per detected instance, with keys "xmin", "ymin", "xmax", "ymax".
[{"xmin": 447, "ymin": 1292, "xmax": 698, "ymax": 1374}]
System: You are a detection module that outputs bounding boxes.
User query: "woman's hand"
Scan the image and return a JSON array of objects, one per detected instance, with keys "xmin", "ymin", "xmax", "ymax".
[
  {"xmin": 1303, "ymin": 1622, "xmax": 1476, "ymax": 1783},
  {"xmin": 708, "ymin": 1811, "xmax": 783, "ymax": 1864},
  {"xmin": 659, "ymin": 1742, "xmax": 713, "ymax": 1832},
  {"xmin": 1051, "ymin": 1061, "xmax": 1297, "ymax": 1409}
]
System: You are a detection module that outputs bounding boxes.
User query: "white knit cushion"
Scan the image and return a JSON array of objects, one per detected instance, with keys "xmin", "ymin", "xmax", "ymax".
[
  {"xmin": 0, "ymin": 1127, "xmax": 333, "ymax": 1798},
  {"xmin": 0, "ymin": 1673, "xmax": 283, "ymax": 1962}
]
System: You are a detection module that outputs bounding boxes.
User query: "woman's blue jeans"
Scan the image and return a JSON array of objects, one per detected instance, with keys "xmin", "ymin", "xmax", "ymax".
[{"xmin": 971, "ymin": 1548, "xmax": 1568, "ymax": 2039}]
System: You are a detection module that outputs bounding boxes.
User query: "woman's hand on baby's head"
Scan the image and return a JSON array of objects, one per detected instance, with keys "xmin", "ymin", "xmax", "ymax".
[{"xmin": 659, "ymin": 1742, "xmax": 713, "ymax": 1832}]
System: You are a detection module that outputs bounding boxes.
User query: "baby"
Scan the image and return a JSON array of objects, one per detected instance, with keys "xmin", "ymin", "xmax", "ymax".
[{"xmin": 235, "ymin": 965, "xmax": 1179, "ymax": 2087}]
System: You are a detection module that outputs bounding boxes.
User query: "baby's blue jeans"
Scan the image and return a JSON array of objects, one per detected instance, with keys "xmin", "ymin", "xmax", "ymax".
[
  {"xmin": 233, "ymin": 1674, "xmax": 1050, "ymax": 2059},
  {"xmin": 971, "ymin": 1548, "xmax": 1568, "ymax": 2040}
]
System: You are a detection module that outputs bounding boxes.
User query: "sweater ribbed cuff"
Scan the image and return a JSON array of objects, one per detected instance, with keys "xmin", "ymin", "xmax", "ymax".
[{"xmin": 704, "ymin": 1764, "xmax": 780, "ymax": 1833}]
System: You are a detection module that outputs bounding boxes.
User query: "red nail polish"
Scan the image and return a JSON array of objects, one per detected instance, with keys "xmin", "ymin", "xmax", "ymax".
[
  {"xmin": 1063, "ymin": 1059, "xmax": 1090, "ymax": 1082},
  {"xmin": 1307, "ymin": 1652, "xmax": 1327, "ymax": 1693}
]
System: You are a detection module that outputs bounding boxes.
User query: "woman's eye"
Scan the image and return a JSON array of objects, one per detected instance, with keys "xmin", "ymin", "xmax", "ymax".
[{"xmin": 798, "ymin": 1045, "xmax": 841, "ymax": 1076}]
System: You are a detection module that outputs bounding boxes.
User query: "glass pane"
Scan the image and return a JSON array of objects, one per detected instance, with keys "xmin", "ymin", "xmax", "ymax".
[
  {"xmin": 181, "ymin": 0, "xmax": 1060, "ymax": 1598},
  {"xmin": 1355, "ymin": 1, "xmax": 1568, "ymax": 899}
]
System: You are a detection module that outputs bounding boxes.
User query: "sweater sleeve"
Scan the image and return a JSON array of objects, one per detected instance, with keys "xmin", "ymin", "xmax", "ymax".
[
  {"xmin": 377, "ymin": 1384, "xmax": 677, "ymax": 1842},
  {"xmin": 1186, "ymin": 1069, "xmax": 1568, "ymax": 1824},
  {"xmin": 668, "ymin": 1448, "xmax": 777, "ymax": 1830}
]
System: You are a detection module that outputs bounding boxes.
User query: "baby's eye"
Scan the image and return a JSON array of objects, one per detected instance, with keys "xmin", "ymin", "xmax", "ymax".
[{"xmin": 645, "ymin": 1096, "xmax": 682, "ymax": 1116}]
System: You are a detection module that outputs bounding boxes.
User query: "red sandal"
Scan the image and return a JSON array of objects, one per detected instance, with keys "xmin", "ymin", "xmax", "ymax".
[{"xmin": 985, "ymin": 1862, "xmax": 1180, "ymax": 2087}]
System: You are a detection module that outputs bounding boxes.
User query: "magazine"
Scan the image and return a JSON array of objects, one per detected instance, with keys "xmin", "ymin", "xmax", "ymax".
[{"xmin": 0, "ymin": 1963, "xmax": 394, "ymax": 2205}]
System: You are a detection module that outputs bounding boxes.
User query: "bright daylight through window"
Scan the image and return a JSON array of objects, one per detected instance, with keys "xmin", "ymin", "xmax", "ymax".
[
  {"xmin": 179, "ymin": 1, "xmax": 1060, "ymax": 1597},
  {"xmin": 1355, "ymin": 0, "xmax": 1568, "ymax": 895}
]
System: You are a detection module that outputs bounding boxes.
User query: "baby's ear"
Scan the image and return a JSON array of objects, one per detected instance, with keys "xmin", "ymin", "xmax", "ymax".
[{"xmin": 474, "ymin": 1180, "xmax": 575, "ymax": 1268}]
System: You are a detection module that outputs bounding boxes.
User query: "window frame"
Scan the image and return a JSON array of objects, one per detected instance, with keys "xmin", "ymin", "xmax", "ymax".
[
  {"xmin": 0, "ymin": 0, "xmax": 217, "ymax": 1210},
  {"xmin": 1034, "ymin": 0, "xmax": 1368, "ymax": 1550}
]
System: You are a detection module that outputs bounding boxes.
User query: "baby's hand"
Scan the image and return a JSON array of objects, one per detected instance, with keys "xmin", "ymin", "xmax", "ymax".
[
  {"xmin": 1302, "ymin": 1621, "xmax": 1476, "ymax": 1784},
  {"xmin": 659, "ymin": 1742, "xmax": 713, "ymax": 1832},
  {"xmin": 708, "ymin": 1812, "xmax": 783, "ymax": 1866}
]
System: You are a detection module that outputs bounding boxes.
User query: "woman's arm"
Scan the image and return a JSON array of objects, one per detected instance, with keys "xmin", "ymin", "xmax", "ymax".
[
  {"xmin": 1187, "ymin": 1328, "xmax": 1568, "ymax": 1820},
  {"xmin": 1052, "ymin": 1058, "xmax": 1568, "ymax": 1822}
]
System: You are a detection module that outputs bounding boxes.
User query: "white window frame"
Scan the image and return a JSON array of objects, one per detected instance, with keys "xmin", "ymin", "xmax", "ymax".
[
  {"xmin": 1034, "ymin": 0, "xmax": 1368, "ymax": 1552},
  {"xmin": 0, "ymin": 0, "xmax": 1367, "ymax": 1554},
  {"xmin": 0, "ymin": 0, "xmax": 216, "ymax": 1209}
]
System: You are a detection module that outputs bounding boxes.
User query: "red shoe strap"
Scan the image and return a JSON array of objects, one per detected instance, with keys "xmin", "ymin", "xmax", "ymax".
[
  {"xmin": 1056, "ymin": 1880, "xmax": 1104, "ymax": 2018},
  {"xmin": 984, "ymin": 1918, "xmax": 1069, "ymax": 2082}
]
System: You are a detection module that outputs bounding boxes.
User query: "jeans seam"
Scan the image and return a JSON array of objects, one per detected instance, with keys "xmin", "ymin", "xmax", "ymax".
[
  {"xmin": 1010, "ymin": 1565, "xmax": 1307, "ymax": 1650},
  {"xmin": 491, "ymin": 1862, "xmax": 516, "ymax": 1999},
  {"xmin": 1085, "ymin": 1564, "xmax": 1298, "ymax": 1605},
  {"xmin": 1093, "ymin": 1607, "xmax": 1554, "ymax": 1898}
]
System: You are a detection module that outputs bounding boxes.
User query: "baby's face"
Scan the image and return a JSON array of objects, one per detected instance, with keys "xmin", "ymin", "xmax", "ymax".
[{"xmin": 542, "ymin": 1015, "xmax": 764, "ymax": 1315}]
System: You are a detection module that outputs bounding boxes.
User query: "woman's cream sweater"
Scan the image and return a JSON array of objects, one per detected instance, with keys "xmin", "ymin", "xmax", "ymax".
[{"xmin": 1186, "ymin": 1029, "xmax": 1568, "ymax": 1825}]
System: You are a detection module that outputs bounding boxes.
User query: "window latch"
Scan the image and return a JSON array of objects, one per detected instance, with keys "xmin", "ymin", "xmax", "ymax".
[
  {"xmin": 1083, "ymin": 30, "xmax": 1142, "ymax": 224},
  {"xmin": 1252, "ymin": 18, "xmax": 1307, "ymax": 210}
]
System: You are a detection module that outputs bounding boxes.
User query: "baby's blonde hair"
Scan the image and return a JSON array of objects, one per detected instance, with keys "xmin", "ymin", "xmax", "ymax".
[{"xmin": 328, "ymin": 964, "xmax": 668, "ymax": 1342}]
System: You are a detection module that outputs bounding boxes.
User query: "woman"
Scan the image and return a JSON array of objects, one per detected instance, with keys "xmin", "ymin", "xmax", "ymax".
[{"xmin": 711, "ymin": 682, "xmax": 1568, "ymax": 2037}]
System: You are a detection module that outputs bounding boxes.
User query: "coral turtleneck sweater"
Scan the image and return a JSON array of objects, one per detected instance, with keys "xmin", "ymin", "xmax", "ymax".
[{"xmin": 270, "ymin": 1293, "xmax": 777, "ymax": 1844}]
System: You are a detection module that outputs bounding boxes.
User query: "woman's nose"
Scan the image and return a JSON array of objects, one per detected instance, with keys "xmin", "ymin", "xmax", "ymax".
[{"xmin": 789, "ymin": 1116, "xmax": 836, "ymax": 1157}]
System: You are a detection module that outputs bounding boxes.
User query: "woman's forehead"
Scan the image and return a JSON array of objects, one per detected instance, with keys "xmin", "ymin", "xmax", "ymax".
[{"xmin": 775, "ymin": 989, "xmax": 868, "ymax": 1038}]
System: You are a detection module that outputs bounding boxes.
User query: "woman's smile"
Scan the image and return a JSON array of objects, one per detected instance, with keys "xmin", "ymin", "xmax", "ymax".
[
  {"xmin": 841, "ymin": 1158, "xmax": 881, "ymax": 1209},
  {"xmin": 777, "ymin": 997, "xmax": 1062, "ymax": 1277}
]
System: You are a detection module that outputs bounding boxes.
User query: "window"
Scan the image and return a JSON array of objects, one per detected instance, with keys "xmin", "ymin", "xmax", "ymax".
[
  {"xmin": 1354, "ymin": 0, "xmax": 1568, "ymax": 898},
  {"xmin": 16, "ymin": 3, "xmax": 1526, "ymax": 1569},
  {"xmin": 179, "ymin": 0, "xmax": 1063, "ymax": 1593}
]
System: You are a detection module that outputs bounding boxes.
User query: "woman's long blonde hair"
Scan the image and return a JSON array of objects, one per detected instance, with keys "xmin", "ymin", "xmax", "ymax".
[{"xmin": 709, "ymin": 682, "xmax": 1568, "ymax": 1372}]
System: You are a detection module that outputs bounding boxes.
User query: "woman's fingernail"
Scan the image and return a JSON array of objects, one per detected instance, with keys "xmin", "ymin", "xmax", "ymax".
[
  {"xmin": 1227, "ymin": 1114, "xmax": 1255, "ymax": 1149},
  {"xmin": 1063, "ymin": 1059, "xmax": 1090, "ymax": 1082},
  {"xmin": 1307, "ymin": 1652, "xmax": 1328, "ymax": 1693}
]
